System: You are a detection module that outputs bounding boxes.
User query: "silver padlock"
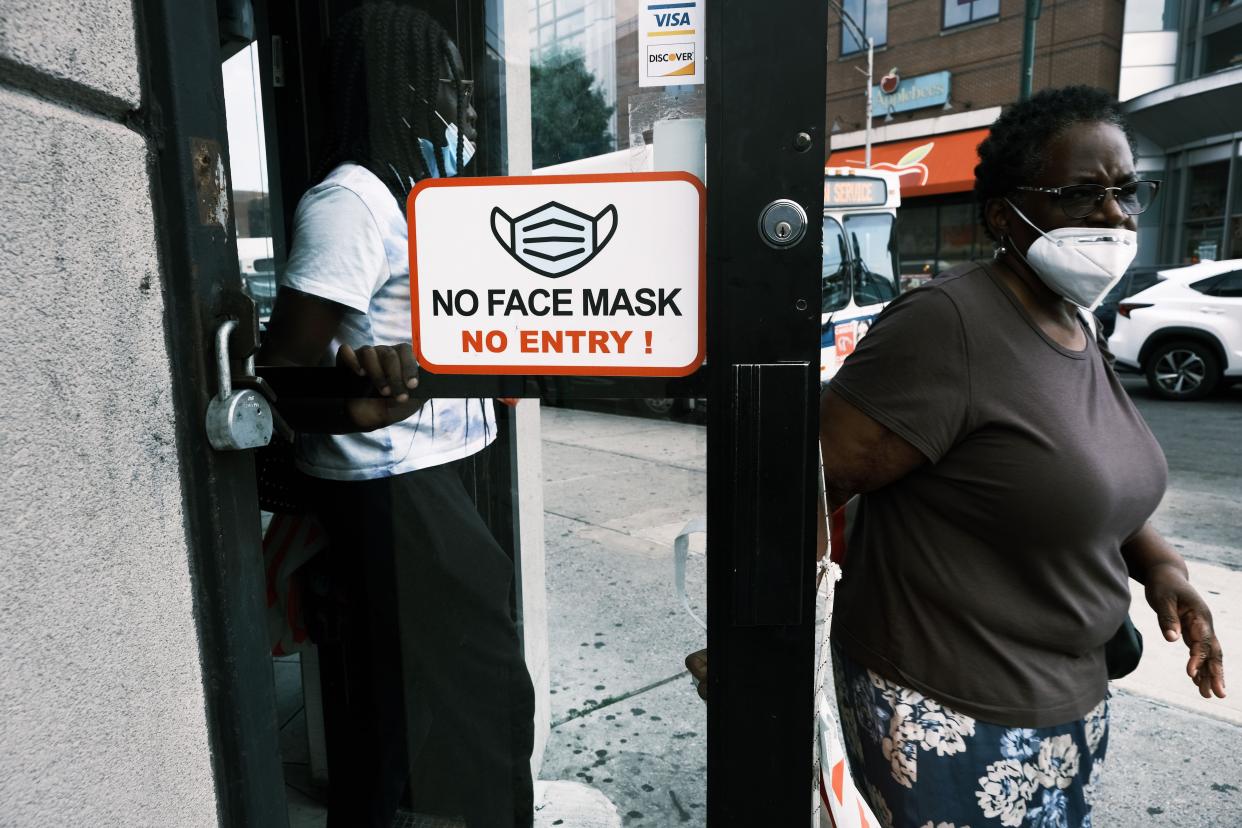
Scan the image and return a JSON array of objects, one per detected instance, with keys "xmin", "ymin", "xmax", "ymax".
[{"xmin": 205, "ymin": 319, "xmax": 273, "ymax": 451}]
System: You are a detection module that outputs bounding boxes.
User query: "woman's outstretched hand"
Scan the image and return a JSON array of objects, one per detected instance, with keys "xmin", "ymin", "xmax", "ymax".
[
  {"xmin": 1145, "ymin": 564, "xmax": 1226, "ymax": 699},
  {"xmin": 337, "ymin": 343, "xmax": 425, "ymax": 431}
]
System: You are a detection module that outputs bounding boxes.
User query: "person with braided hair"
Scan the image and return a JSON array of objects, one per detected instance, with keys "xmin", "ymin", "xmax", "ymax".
[{"xmin": 258, "ymin": 4, "xmax": 534, "ymax": 825}]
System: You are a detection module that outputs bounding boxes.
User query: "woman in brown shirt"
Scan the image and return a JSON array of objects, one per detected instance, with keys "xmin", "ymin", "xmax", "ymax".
[{"xmin": 822, "ymin": 86, "xmax": 1226, "ymax": 827}]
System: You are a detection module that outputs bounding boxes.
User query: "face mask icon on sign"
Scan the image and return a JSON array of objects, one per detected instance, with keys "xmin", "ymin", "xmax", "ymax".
[{"xmin": 491, "ymin": 201, "xmax": 619, "ymax": 278}]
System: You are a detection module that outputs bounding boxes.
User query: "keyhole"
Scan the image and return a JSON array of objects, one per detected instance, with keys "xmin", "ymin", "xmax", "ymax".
[{"xmin": 775, "ymin": 221, "xmax": 792, "ymax": 240}]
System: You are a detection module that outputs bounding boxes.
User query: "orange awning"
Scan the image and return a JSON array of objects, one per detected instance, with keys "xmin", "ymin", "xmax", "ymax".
[{"xmin": 826, "ymin": 128, "xmax": 988, "ymax": 198}]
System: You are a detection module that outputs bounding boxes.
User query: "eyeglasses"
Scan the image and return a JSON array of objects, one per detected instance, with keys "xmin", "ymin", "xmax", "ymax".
[
  {"xmin": 439, "ymin": 77, "xmax": 475, "ymax": 105},
  {"xmin": 1014, "ymin": 180, "xmax": 1160, "ymax": 219}
]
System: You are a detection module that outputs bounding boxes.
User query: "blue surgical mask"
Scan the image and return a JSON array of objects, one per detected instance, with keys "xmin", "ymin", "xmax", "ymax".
[{"xmin": 406, "ymin": 91, "xmax": 475, "ymax": 178}]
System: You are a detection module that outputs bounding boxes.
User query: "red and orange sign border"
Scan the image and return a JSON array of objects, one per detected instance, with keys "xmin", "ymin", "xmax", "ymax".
[{"xmin": 407, "ymin": 171, "xmax": 707, "ymax": 377}]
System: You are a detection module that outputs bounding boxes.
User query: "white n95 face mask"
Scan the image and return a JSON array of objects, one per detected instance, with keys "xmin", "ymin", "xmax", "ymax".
[{"xmin": 1005, "ymin": 199, "xmax": 1138, "ymax": 310}]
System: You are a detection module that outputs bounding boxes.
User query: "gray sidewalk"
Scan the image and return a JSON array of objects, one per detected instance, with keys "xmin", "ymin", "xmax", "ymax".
[{"xmin": 537, "ymin": 406, "xmax": 1242, "ymax": 826}]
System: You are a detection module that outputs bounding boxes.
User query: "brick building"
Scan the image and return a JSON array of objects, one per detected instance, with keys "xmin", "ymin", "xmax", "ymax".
[{"xmin": 825, "ymin": 0, "xmax": 1126, "ymax": 281}]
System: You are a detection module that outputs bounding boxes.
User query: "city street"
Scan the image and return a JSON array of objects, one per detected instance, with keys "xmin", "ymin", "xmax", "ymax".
[
  {"xmin": 538, "ymin": 379, "xmax": 1242, "ymax": 826},
  {"xmin": 1119, "ymin": 375, "xmax": 1242, "ymax": 572}
]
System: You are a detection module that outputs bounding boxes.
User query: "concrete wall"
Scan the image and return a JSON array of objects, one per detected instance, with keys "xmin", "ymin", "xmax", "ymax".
[{"xmin": 0, "ymin": 3, "xmax": 218, "ymax": 825}]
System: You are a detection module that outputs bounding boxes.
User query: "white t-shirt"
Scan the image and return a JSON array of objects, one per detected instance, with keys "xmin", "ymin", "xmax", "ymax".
[{"xmin": 280, "ymin": 163, "xmax": 496, "ymax": 481}]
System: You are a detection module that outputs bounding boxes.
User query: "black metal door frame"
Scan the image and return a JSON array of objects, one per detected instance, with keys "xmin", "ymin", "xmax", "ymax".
[
  {"xmin": 136, "ymin": 0, "xmax": 288, "ymax": 825},
  {"xmin": 134, "ymin": 0, "xmax": 828, "ymax": 822},
  {"xmin": 706, "ymin": 2, "xmax": 829, "ymax": 822}
]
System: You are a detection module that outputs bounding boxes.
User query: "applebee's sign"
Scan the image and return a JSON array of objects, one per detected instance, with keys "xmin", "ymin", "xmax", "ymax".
[
  {"xmin": 871, "ymin": 142, "xmax": 933, "ymax": 190},
  {"xmin": 872, "ymin": 70, "xmax": 951, "ymax": 115}
]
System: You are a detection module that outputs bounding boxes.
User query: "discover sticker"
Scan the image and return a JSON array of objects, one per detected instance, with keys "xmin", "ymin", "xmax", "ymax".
[{"xmin": 639, "ymin": 1, "xmax": 705, "ymax": 87}]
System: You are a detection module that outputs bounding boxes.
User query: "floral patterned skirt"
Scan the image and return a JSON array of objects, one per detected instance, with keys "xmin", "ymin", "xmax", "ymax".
[{"xmin": 832, "ymin": 643, "xmax": 1109, "ymax": 828}]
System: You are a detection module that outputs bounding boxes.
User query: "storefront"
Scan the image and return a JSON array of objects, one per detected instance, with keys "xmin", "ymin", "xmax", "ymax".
[
  {"xmin": 827, "ymin": 127, "xmax": 989, "ymax": 289},
  {"xmin": 1157, "ymin": 140, "xmax": 1242, "ymax": 265},
  {"xmin": 1125, "ymin": 83, "xmax": 1242, "ymax": 267}
]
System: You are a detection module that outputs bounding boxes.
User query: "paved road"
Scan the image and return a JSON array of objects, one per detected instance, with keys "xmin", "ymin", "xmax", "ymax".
[
  {"xmin": 538, "ymin": 384, "xmax": 1242, "ymax": 827},
  {"xmin": 1120, "ymin": 374, "xmax": 1242, "ymax": 571}
]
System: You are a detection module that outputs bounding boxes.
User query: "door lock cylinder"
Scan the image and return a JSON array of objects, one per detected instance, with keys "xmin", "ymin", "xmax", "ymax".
[{"xmin": 758, "ymin": 199, "xmax": 808, "ymax": 249}]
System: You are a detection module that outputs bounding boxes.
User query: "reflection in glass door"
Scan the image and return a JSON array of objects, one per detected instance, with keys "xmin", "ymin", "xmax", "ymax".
[
  {"xmin": 507, "ymin": 0, "xmax": 712, "ymax": 821},
  {"xmin": 222, "ymin": 43, "xmax": 277, "ymax": 322},
  {"xmin": 538, "ymin": 404, "xmax": 707, "ymax": 823},
  {"xmin": 225, "ymin": 0, "xmax": 827, "ymax": 822},
  {"xmin": 229, "ymin": 0, "xmax": 715, "ymax": 824}
]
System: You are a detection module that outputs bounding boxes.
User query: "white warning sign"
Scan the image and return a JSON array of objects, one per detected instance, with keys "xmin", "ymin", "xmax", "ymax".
[
  {"xmin": 639, "ymin": 1, "xmax": 705, "ymax": 88},
  {"xmin": 409, "ymin": 172, "xmax": 705, "ymax": 376}
]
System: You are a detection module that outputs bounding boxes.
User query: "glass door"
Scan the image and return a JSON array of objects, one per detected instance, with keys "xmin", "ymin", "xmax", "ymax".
[{"xmin": 214, "ymin": 0, "xmax": 829, "ymax": 823}]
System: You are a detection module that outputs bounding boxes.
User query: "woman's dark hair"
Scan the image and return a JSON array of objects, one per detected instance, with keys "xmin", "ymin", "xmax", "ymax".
[
  {"xmin": 974, "ymin": 85, "xmax": 1137, "ymax": 240},
  {"xmin": 317, "ymin": 2, "xmax": 466, "ymax": 205}
]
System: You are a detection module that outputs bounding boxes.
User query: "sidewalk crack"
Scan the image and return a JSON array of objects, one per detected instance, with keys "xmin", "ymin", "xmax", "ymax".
[{"xmin": 551, "ymin": 671, "xmax": 688, "ymax": 728}]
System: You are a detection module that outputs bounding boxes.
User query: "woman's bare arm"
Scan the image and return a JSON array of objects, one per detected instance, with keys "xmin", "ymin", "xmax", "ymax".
[
  {"xmin": 259, "ymin": 287, "xmax": 424, "ymax": 432},
  {"xmin": 819, "ymin": 387, "xmax": 926, "ymax": 512}
]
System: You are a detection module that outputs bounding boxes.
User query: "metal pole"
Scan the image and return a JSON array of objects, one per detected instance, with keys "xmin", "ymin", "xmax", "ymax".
[
  {"xmin": 828, "ymin": 0, "xmax": 872, "ymax": 166},
  {"xmin": 865, "ymin": 36, "xmax": 873, "ymax": 167},
  {"xmin": 1020, "ymin": 0, "xmax": 1043, "ymax": 101}
]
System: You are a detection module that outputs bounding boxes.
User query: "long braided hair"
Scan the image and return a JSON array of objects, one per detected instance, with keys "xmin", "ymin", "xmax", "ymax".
[
  {"xmin": 318, "ymin": 2, "xmax": 467, "ymax": 206},
  {"xmin": 317, "ymin": 3, "xmax": 483, "ymax": 452}
]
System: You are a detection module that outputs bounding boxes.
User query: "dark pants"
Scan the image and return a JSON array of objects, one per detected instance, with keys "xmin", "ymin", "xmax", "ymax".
[{"xmin": 309, "ymin": 458, "xmax": 535, "ymax": 827}]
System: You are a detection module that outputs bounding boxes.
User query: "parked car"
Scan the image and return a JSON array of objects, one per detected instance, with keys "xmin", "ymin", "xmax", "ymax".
[
  {"xmin": 237, "ymin": 236, "xmax": 277, "ymax": 324},
  {"xmin": 1108, "ymin": 260, "xmax": 1242, "ymax": 400},
  {"xmin": 1095, "ymin": 263, "xmax": 1175, "ymax": 338}
]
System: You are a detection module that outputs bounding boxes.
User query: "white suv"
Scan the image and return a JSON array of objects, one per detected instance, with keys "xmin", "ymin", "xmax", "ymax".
[{"xmin": 1108, "ymin": 260, "xmax": 1242, "ymax": 400}]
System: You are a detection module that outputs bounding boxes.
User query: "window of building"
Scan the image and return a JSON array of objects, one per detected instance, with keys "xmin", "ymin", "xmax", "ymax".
[
  {"xmin": 557, "ymin": 10, "xmax": 585, "ymax": 38},
  {"xmin": 1131, "ymin": 166, "xmax": 1168, "ymax": 269},
  {"xmin": 1181, "ymin": 160, "xmax": 1230, "ymax": 261},
  {"xmin": 938, "ymin": 200, "xmax": 980, "ymax": 270},
  {"xmin": 1187, "ymin": 160, "xmax": 1229, "ymax": 219},
  {"xmin": 1202, "ymin": 21, "xmax": 1242, "ymax": 72},
  {"xmin": 528, "ymin": 0, "xmax": 621, "ymax": 165},
  {"xmin": 943, "ymin": 0, "xmax": 999, "ymax": 30},
  {"xmin": 895, "ymin": 194, "xmax": 987, "ymax": 289},
  {"xmin": 1230, "ymin": 160, "xmax": 1242, "ymax": 259},
  {"xmin": 841, "ymin": 0, "xmax": 888, "ymax": 56},
  {"xmin": 897, "ymin": 202, "xmax": 939, "ymax": 291}
]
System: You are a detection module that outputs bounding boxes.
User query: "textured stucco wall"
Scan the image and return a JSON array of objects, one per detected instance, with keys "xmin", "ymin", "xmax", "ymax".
[
  {"xmin": 0, "ymin": 79, "xmax": 218, "ymax": 828},
  {"xmin": 0, "ymin": 0, "xmax": 142, "ymax": 111}
]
